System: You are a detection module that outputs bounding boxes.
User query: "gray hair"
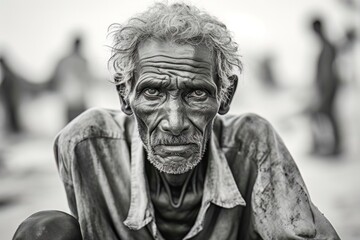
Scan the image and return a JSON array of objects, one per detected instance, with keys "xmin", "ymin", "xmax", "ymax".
[{"xmin": 108, "ymin": 2, "xmax": 242, "ymax": 102}]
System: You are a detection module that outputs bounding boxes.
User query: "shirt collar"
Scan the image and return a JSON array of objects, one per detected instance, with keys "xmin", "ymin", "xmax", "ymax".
[
  {"xmin": 204, "ymin": 132, "xmax": 246, "ymax": 208},
  {"xmin": 123, "ymin": 128, "xmax": 246, "ymax": 238},
  {"xmin": 123, "ymin": 129, "xmax": 153, "ymax": 230}
]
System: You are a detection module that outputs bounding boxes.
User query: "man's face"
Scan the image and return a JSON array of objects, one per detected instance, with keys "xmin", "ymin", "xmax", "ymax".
[{"xmin": 127, "ymin": 39, "xmax": 221, "ymax": 174}]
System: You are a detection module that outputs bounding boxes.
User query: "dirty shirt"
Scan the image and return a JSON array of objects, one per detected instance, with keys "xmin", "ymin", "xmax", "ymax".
[{"xmin": 54, "ymin": 108, "xmax": 339, "ymax": 240}]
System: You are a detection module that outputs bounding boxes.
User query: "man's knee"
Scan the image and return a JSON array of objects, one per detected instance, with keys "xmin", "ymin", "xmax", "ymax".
[{"xmin": 13, "ymin": 210, "xmax": 82, "ymax": 240}]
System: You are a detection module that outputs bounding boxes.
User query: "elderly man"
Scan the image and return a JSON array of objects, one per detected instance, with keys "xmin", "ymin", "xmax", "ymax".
[{"xmin": 14, "ymin": 3, "xmax": 339, "ymax": 240}]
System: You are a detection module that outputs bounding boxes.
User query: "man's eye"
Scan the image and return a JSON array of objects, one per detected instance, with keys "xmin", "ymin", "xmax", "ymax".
[
  {"xmin": 188, "ymin": 90, "xmax": 207, "ymax": 98},
  {"xmin": 143, "ymin": 88, "xmax": 161, "ymax": 97}
]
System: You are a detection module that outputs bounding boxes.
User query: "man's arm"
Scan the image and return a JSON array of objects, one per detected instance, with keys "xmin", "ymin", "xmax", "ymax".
[
  {"xmin": 241, "ymin": 115, "xmax": 340, "ymax": 239},
  {"xmin": 54, "ymin": 133, "xmax": 78, "ymax": 218}
]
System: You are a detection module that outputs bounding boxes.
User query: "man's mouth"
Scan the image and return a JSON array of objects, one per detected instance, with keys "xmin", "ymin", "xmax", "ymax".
[{"xmin": 153, "ymin": 144, "xmax": 198, "ymax": 159}]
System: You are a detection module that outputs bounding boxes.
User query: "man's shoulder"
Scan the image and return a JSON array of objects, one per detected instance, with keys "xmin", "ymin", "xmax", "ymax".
[
  {"xmin": 55, "ymin": 107, "xmax": 134, "ymax": 149},
  {"xmin": 215, "ymin": 113, "xmax": 275, "ymax": 148},
  {"xmin": 217, "ymin": 113, "xmax": 271, "ymax": 130}
]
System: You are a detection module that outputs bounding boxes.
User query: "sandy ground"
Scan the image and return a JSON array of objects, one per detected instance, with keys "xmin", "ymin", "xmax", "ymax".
[{"xmin": 0, "ymin": 83, "xmax": 359, "ymax": 239}]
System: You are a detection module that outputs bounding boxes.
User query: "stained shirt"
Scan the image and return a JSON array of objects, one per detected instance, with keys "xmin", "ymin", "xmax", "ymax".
[{"xmin": 54, "ymin": 108, "xmax": 340, "ymax": 240}]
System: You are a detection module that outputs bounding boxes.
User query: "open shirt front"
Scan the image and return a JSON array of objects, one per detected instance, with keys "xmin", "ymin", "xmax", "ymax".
[{"xmin": 54, "ymin": 108, "xmax": 339, "ymax": 240}]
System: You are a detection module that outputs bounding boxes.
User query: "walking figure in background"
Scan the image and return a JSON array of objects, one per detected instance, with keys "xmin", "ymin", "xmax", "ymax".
[
  {"xmin": 49, "ymin": 37, "xmax": 89, "ymax": 122},
  {"xmin": 0, "ymin": 54, "xmax": 55, "ymax": 134},
  {"xmin": 311, "ymin": 18, "xmax": 343, "ymax": 156}
]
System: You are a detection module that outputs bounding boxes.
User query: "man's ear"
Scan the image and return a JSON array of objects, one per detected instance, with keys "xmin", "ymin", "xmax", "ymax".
[
  {"xmin": 116, "ymin": 83, "xmax": 133, "ymax": 115},
  {"xmin": 218, "ymin": 75, "xmax": 238, "ymax": 115}
]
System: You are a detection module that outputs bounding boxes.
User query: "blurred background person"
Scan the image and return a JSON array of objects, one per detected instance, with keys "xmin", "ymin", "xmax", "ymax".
[
  {"xmin": 310, "ymin": 17, "xmax": 356, "ymax": 156},
  {"xmin": 48, "ymin": 36, "xmax": 90, "ymax": 122},
  {"xmin": 0, "ymin": 56, "xmax": 22, "ymax": 134},
  {"xmin": 258, "ymin": 54, "xmax": 278, "ymax": 89},
  {"xmin": 0, "ymin": 54, "xmax": 47, "ymax": 134}
]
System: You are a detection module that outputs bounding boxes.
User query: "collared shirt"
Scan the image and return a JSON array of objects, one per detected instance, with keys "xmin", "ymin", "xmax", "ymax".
[{"xmin": 54, "ymin": 108, "xmax": 340, "ymax": 240}]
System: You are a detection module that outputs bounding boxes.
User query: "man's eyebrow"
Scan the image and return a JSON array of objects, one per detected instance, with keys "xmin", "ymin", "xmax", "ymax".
[
  {"xmin": 136, "ymin": 77, "xmax": 170, "ymax": 91},
  {"xmin": 182, "ymin": 79, "xmax": 217, "ymax": 95},
  {"xmin": 135, "ymin": 75, "xmax": 217, "ymax": 95}
]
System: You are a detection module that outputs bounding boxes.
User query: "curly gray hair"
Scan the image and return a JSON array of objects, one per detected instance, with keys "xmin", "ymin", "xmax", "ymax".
[{"xmin": 108, "ymin": 2, "xmax": 242, "ymax": 102}]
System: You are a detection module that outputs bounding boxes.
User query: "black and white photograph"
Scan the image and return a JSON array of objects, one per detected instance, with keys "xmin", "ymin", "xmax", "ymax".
[{"xmin": 0, "ymin": 0, "xmax": 359, "ymax": 239}]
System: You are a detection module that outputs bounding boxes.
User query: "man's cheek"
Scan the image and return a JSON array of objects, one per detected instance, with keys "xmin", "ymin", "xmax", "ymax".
[
  {"xmin": 188, "ymin": 98, "xmax": 219, "ymax": 114},
  {"xmin": 187, "ymin": 106, "xmax": 218, "ymax": 131},
  {"xmin": 132, "ymin": 104, "xmax": 162, "ymax": 132},
  {"xmin": 131, "ymin": 101, "xmax": 154, "ymax": 117}
]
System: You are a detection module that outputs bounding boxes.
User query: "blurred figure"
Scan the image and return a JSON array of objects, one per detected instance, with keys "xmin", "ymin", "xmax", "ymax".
[
  {"xmin": 0, "ymin": 56, "xmax": 23, "ymax": 133},
  {"xmin": 310, "ymin": 18, "xmax": 355, "ymax": 156},
  {"xmin": 48, "ymin": 36, "xmax": 89, "ymax": 122},
  {"xmin": 0, "ymin": 54, "xmax": 55, "ymax": 135},
  {"xmin": 258, "ymin": 54, "xmax": 278, "ymax": 88}
]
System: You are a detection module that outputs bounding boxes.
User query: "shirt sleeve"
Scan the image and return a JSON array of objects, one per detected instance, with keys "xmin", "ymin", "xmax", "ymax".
[
  {"xmin": 248, "ymin": 118, "xmax": 340, "ymax": 239},
  {"xmin": 54, "ymin": 133, "xmax": 79, "ymax": 218}
]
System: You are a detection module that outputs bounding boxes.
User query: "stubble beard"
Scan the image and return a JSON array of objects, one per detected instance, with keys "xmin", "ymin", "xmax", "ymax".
[
  {"xmin": 146, "ymin": 141, "xmax": 205, "ymax": 174},
  {"xmin": 139, "ymin": 128, "xmax": 211, "ymax": 175}
]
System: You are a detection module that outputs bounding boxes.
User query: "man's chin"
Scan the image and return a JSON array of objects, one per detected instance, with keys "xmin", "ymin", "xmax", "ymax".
[{"xmin": 148, "ymin": 154, "xmax": 200, "ymax": 174}]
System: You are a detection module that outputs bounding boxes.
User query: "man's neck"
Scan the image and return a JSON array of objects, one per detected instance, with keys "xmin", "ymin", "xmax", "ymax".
[{"xmin": 162, "ymin": 171, "xmax": 193, "ymax": 187}]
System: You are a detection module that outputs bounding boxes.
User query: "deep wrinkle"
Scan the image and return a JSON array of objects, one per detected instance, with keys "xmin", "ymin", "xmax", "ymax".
[
  {"xmin": 138, "ymin": 58, "xmax": 211, "ymax": 74},
  {"xmin": 138, "ymin": 58, "xmax": 212, "ymax": 77},
  {"xmin": 138, "ymin": 54, "xmax": 211, "ymax": 64}
]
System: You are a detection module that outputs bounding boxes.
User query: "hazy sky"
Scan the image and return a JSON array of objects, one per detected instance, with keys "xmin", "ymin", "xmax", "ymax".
[{"xmin": 0, "ymin": 0, "xmax": 357, "ymax": 84}]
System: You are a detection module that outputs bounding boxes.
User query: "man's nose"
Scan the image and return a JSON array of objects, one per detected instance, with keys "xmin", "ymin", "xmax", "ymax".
[{"xmin": 160, "ymin": 99, "xmax": 190, "ymax": 136}]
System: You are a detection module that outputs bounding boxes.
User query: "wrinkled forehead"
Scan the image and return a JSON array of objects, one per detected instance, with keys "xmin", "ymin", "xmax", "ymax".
[
  {"xmin": 136, "ymin": 39, "xmax": 215, "ymax": 76},
  {"xmin": 137, "ymin": 39, "xmax": 213, "ymax": 62}
]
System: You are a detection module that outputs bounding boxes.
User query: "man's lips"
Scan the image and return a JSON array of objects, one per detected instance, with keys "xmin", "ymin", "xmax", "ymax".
[{"xmin": 153, "ymin": 144, "xmax": 198, "ymax": 158}]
